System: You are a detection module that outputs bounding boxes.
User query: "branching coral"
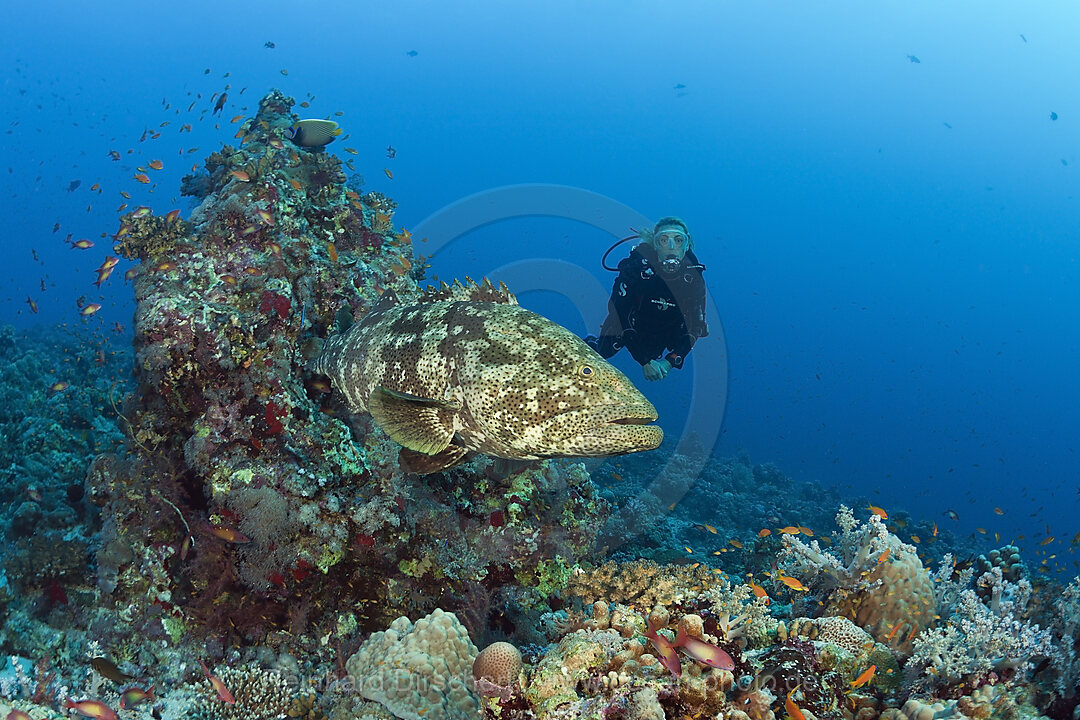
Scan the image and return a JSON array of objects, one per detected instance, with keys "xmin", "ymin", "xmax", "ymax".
[
  {"xmin": 906, "ymin": 567, "xmax": 1052, "ymax": 690},
  {"xmin": 779, "ymin": 505, "xmax": 934, "ymax": 654}
]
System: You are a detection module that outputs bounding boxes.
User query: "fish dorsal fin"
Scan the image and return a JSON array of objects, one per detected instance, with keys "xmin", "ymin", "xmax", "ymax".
[
  {"xmin": 367, "ymin": 386, "xmax": 461, "ymax": 455},
  {"xmin": 420, "ymin": 277, "xmax": 517, "ymax": 305},
  {"xmin": 369, "ymin": 290, "xmax": 401, "ymax": 314}
]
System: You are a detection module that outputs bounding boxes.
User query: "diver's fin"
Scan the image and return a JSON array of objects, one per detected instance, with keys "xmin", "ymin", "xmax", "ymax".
[
  {"xmin": 368, "ymin": 386, "xmax": 460, "ymax": 454},
  {"xmin": 398, "ymin": 445, "xmax": 470, "ymax": 474}
]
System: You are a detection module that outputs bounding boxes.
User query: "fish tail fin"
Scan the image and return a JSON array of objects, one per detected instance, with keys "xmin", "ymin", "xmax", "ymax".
[{"xmin": 672, "ymin": 626, "xmax": 687, "ymax": 648}]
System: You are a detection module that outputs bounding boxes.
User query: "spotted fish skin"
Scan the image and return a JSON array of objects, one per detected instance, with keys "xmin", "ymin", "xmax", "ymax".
[{"xmin": 311, "ymin": 279, "xmax": 662, "ymax": 472}]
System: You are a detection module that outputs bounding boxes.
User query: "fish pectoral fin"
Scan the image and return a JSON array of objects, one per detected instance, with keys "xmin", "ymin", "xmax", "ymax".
[
  {"xmin": 398, "ymin": 445, "xmax": 470, "ymax": 474},
  {"xmin": 368, "ymin": 386, "xmax": 460, "ymax": 454}
]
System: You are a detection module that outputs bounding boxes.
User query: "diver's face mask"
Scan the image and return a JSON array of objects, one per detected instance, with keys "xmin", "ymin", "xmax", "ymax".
[{"xmin": 654, "ymin": 228, "xmax": 689, "ymax": 272}]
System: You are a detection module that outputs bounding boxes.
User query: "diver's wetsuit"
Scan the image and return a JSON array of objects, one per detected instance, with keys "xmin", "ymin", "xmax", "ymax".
[{"xmin": 587, "ymin": 243, "xmax": 708, "ymax": 370}]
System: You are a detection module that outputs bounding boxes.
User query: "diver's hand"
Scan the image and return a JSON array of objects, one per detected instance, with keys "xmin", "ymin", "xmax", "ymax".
[{"xmin": 643, "ymin": 359, "xmax": 671, "ymax": 381}]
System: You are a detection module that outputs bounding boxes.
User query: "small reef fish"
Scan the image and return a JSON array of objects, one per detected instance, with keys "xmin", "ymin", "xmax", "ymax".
[
  {"xmin": 383, "ymin": 168, "xmax": 394, "ymax": 179},
  {"xmin": 868, "ymin": 504, "xmax": 888, "ymax": 519},
  {"xmin": 672, "ymin": 627, "xmax": 735, "ymax": 670},
  {"xmin": 81, "ymin": 303, "xmax": 103, "ymax": 316},
  {"xmin": 200, "ymin": 661, "xmax": 235, "ymax": 703},
  {"xmin": 310, "ymin": 278, "xmax": 662, "ymax": 473},
  {"xmin": 256, "ymin": 209, "xmax": 274, "ymax": 226},
  {"xmin": 327, "ymin": 241, "xmax": 338, "ymax": 263},
  {"xmin": 208, "ymin": 523, "xmax": 250, "ymax": 543},
  {"xmin": 850, "ymin": 665, "xmax": 876, "ymax": 688},
  {"xmin": 750, "ymin": 582, "xmax": 770, "ymax": 603},
  {"xmin": 165, "ymin": 209, "xmax": 181, "ymax": 223},
  {"xmin": 90, "ymin": 657, "xmax": 134, "ymax": 684},
  {"xmin": 758, "ymin": 528, "xmax": 771, "ymax": 537},
  {"xmin": 944, "ymin": 510, "xmax": 959, "ymax": 521},
  {"xmin": 133, "ymin": 174, "xmax": 150, "ymax": 184},
  {"xmin": 777, "ymin": 526, "xmax": 801, "ymax": 535},
  {"xmin": 285, "ymin": 119, "xmax": 341, "ymax": 148},
  {"xmin": 64, "ymin": 699, "xmax": 119, "ymax": 720},
  {"xmin": 213, "ymin": 92, "xmax": 228, "ymax": 114},
  {"xmin": 785, "ymin": 686, "xmax": 806, "ymax": 720},
  {"xmin": 25, "ymin": 297, "xmax": 38, "ymax": 313},
  {"xmin": 119, "ymin": 685, "xmax": 155, "ymax": 709},
  {"xmin": 230, "ymin": 170, "xmax": 251, "ymax": 182},
  {"xmin": 148, "ymin": 159, "xmax": 164, "ymax": 170},
  {"xmin": 7, "ymin": 710, "xmax": 32, "ymax": 720},
  {"xmin": 777, "ymin": 574, "xmax": 809, "ymax": 592},
  {"xmin": 642, "ymin": 620, "xmax": 682, "ymax": 677},
  {"xmin": 72, "ymin": 239, "xmax": 94, "ymax": 249}
]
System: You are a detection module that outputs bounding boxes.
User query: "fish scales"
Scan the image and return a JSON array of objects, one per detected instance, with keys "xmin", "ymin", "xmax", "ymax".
[{"xmin": 312, "ymin": 279, "xmax": 662, "ymax": 472}]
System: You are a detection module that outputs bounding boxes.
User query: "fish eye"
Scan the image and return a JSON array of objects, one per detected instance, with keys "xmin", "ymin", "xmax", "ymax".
[{"xmin": 578, "ymin": 364, "xmax": 595, "ymax": 378}]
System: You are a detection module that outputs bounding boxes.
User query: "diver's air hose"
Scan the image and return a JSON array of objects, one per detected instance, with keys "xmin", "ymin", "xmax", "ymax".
[{"xmin": 601, "ymin": 234, "xmax": 641, "ymax": 271}]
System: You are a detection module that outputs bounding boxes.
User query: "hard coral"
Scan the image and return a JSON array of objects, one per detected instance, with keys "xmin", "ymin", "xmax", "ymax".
[
  {"xmin": 473, "ymin": 641, "xmax": 523, "ymax": 688},
  {"xmin": 190, "ymin": 665, "xmax": 293, "ymax": 720},
  {"xmin": 344, "ymin": 609, "xmax": 481, "ymax": 720},
  {"xmin": 780, "ymin": 505, "xmax": 935, "ymax": 655}
]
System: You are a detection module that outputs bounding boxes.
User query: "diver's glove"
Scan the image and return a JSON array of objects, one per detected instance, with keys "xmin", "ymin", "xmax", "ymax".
[{"xmin": 643, "ymin": 359, "xmax": 672, "ymax": 381}]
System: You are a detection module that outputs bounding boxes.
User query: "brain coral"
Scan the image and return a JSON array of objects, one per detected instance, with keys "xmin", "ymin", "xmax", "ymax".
[
  {"xmin": 345, "ymin": 608, "xmax": 481, "ymax": 720},
  {"xmin": 472, "ymin": 641, "xmax": 522, "ymax": 687}
]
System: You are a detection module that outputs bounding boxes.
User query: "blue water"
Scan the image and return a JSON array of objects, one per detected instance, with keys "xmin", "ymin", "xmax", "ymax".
[{"xmin": 2, "ymin": 1, "xmax": 1077, "ymax": 571}]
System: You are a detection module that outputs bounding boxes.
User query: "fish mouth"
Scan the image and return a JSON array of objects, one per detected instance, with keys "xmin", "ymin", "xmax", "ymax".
[{"xmin": 572, "ymin": 402, "xmax": 663, "ymax": 454}]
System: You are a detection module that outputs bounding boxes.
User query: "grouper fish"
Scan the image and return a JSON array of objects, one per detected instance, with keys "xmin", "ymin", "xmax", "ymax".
[{"xmin": 310, "ymin": 278, "xmax": 663, "ymax": 473}]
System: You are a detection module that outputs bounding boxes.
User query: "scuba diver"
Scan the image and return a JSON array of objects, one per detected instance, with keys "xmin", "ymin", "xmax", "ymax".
[{"xmin": 585, "ymin": 217, "xmax": 708, "ymax": 381}]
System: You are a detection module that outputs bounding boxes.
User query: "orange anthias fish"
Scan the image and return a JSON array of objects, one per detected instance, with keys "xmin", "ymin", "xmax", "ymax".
[
  {"xmin": 148, "ymin": 159, "xmax": 164, "ymax": 170},
  {"xmin": 868, "ymin": 504, "xmax": 888, "ymax": 519},
  {"xmin": 230, "ymin": 170, "xmax": 251, "ymax": 182},
  {"xmin": 850, "ymin": 664, "xmax": 876, "ymax": 688},
  {"xmin": 749, "ymin": 582, "xmax": 770, "ymax": 603},
  {"xmin": 327, "ymin": 241, "xmax": 338, "ymax": 263},
  {"xmin": 777, "ymin": 526, "xmax": 801, "ymax": 535},
  {"xmin": 642, "ymin": 618, "xmax": 683, "ymax": 678},
  {"xmin": 672, "ymin": 626, "xmax": 735, "ymax": 670},
  {"xmin": 133, "ymin": 173, "xmax": 150, "ymax": 184},
  {"xmin": 64, "ymin": 698, "xmax": 119, "ymax": 720},
  {"xmin": 778, "ymin": 574, "xmax": 809, "ymax": 592},
  {"xmin": 758, "ymin": 528, "xmax": 771, "ymax": 537},
  {"xmin": 785, "ymin": 686, "xmax": 806, "ymax": 720},
  {"xmin": 200, "ymin": 661, "xmax": 235, "ymax": 704},
  {"xmin": 7, "ymin": 709, "xmax": 32, "ymax": 720}
]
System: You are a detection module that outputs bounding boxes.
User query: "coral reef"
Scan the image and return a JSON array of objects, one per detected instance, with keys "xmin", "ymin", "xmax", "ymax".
[
  {"xmin": 1, "ymin": 85, "xmax": 1077, "ymax": 720},
  {"xmin": 779, "ymin": 505, "xmax": 935, "ymax": 655}
]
